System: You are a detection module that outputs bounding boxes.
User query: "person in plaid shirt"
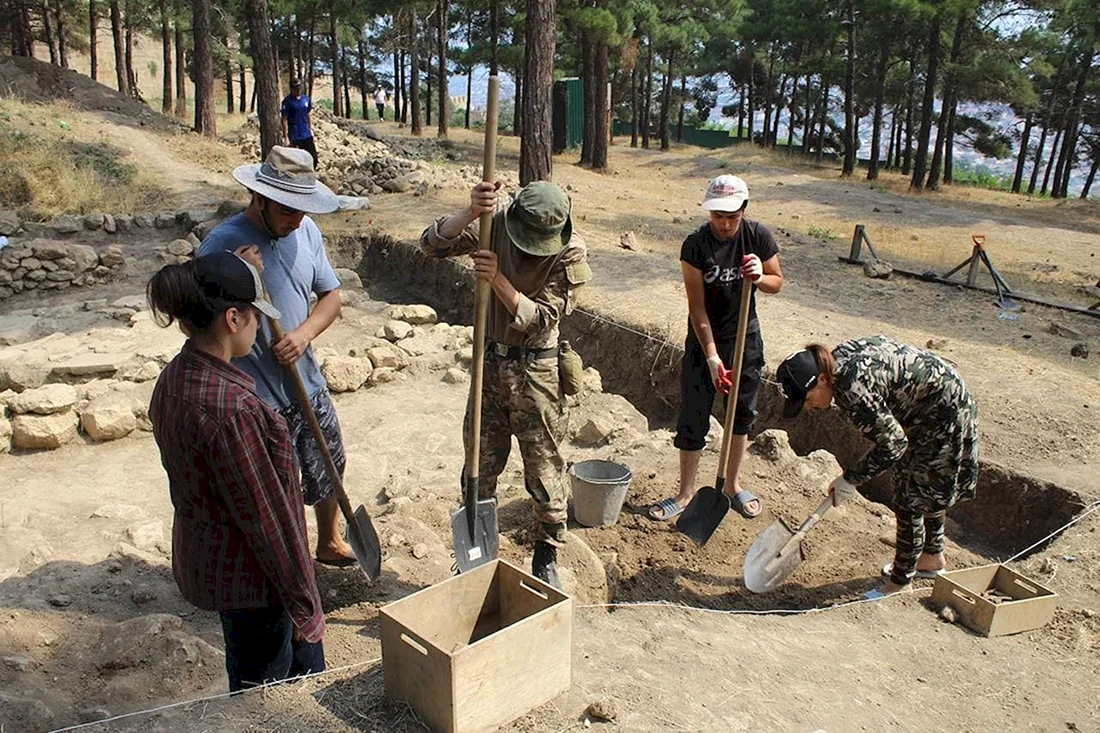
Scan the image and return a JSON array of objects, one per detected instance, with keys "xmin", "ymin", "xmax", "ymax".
[{"xmin": 147, "ymin": 251, "xmax": 326, "ymax": 692}]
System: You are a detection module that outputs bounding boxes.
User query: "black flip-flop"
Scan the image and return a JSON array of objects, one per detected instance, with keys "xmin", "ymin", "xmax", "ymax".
[{"xmin": 315, "ymin": 555, "xmax": 358, "ymax": 568}]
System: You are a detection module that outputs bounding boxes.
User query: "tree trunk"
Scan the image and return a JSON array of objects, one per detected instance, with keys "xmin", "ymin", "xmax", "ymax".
[
  {"xmin": 342, "ymin": 46, "xmax": 351, "ymax": 117},
  {"xmin": 225, "ymin": 38, "xmax": 235, "ymax": 114},
  {"xmin": 329, "ymin": 1, "xmax": 341, "ymax": 117},
  {"xmin": 513, "ymin": 58, "xmax": 523, "ymax": 137},
  {"xmin": 393, "ymin": 48, "xmax": 401, "ymax": 121},
  {"xmin": 676, "ymin": 73, "xmax": 686, "ymax": 143},
  {"xmin": 160, "ymin": 0, "xmax": 172, "ymax": 113},
  {"xmin": 801, "ymin": 77, "xmax": 811, "ymax": 154},
  {"xmin": 1053, "ymin": 47, "xmax": 1094, "ymax": 198},
  {"xmin": 437, "ymin": 0, "xmax": 448, "ymax": 137},
  {"xmin": 239, "ymin": 62, "xmax": 246, "ymax": 114},
  {"xmin": 902, "ymin": 61, "xmax": 914, "ymax": 174},
  {"xmin": 174, "ymin": 11, "xmax": 187, "ymax": 117},
  {"xmin": 359, "ymin": 39, "xmax": 368, "ymax": 119},
  {"xmin": 519, "ymin": 0, "xmax": 555, "ymax": 184},
  {"xmin": 772, "ymin": 74, "xmax": 785, "ymax": 145},
  {"xmin": 489, "ymin": 0, "xmax": 499, "ymax": 75},
  {"xmin": 867, "ymin": 41, "xmax": 889, "ymax": 180},
  {"xmin": 641, "ymin": 37, "xmax": 653, "ymax": 149},
  {"xmin": 400, "ymin": 50, "xmax": 408, "ymax": 123},
  {"xmin": 43, "ymin": 2, "xmax": 58, "ymax": 65},
  {"xmin": 659, "ymin": 48, "xmax": 675, "ymax": 151},
  {"xmin": 1041, "ymin": 126, "xmax": 1062, "ymax": 196},
  {"xmin": 927, "ymin": 13, "xmax": 965, "ymax": 190},
  {"xmin": 738, "ymin": 82, "xmax": 745, "ymax": 139},
  {"xmin": 305, "ymin": 7, "xmax": 316, "ymax": 96},
  {"xmin": 410, "ymin": 7, "xmax": 421, "ymax": 135},
  {"xmin": 124, "ymin": 10, "xmax": 139, "ymax": 97},
  {"xmin": 910, "ymin": 14, "xmax": 942, "ymax": 190},
  {"xmin": 842, "ymin": 0, "xmax": 856, "ymax": 176},
  {"xmin": 581, "ymin": 32, "xmax": 595, "ymax": 165},
  {"xmin": 747, "ymin": 63, "xmax": 755, "ymax": 143},
  {"xmin": 425, "ymin": 26, "xmax": 432, "ymax": 126},
  {"xmin": 1081, "ymin": 153, "xmax": 1098, "ymax": 199},
  {"xmin": 786, "ymin": 75, "xmax": 799, "ymax": 149},
  {"xmin": 943, "ymin": 98, "xmax": 958, "ymax": 183},
  {"xmin": 243, "ymin": 0, "xmax": 280, "ymax": 158},
  {"xmin": 110, "ymin": 0, "xmax": 125, "ymax": 93},
  {"xmin": 89, "ymin": 0, "xmax": 98, "ymax": 79},
  {"xmin": 886, "ymin": 105, "xmax": 898, "ymax": 169},
  {"xmin": 762, "ymin": 47, "xmax": 775, "ymax": 146},
  {"xmin": 191, "ymin": 0, "xmax": 216, "ymax": 135},
  {"xmin": 593, "ymin": 39, "xmax": 609, "ymax": 169},
  {"xmin": 815, "ymin": 78, "xmax": 829, "ymax": 159},
  {"xmin": 630, "ymin": 60, "xmax": 638, "ymax": 148},
  {"xmin": 1011, "ymin": 111, "xmax": 1033, "ymax": 193},
  {"xmin": 53, "ymin": 0, "xmax": 68, "ymax": 67}
]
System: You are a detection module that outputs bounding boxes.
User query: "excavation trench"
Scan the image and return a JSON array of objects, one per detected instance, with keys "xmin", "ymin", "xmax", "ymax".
[{"xmin": 332, "ymin": 231, "xmax": 1086, "ymax": 565}]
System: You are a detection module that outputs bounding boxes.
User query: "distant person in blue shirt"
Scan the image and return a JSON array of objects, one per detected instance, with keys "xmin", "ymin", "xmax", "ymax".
[
  {"xmin": 199, "ymin": 146, "xmax": 356, "ymax": 569},
  {"xmin": 281, "ymin": 79, "xmax": 318, "ymax": 170}
]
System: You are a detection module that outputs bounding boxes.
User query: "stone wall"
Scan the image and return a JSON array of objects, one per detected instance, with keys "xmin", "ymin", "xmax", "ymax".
[{"xmin": 0, "ymin": 240, "xmax": 126, "ymax": 300}]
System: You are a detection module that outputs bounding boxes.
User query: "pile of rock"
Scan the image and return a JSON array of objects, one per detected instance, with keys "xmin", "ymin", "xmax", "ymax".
[
  {"xmin": 0, "ymin": 209, "xmax": 207, "ymax": 240},
  {"xmin": 342, "ymin": 156, "xmax": 427, "ymax": 196},
  {"xmin": 0, "ymin": 240, "xmax": 126, "ymax": 300}
]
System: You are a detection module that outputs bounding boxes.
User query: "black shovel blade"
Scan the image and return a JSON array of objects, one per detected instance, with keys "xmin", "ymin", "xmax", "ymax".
[
  {"xmin": 451, "ymin": 499, "xmax": 500, "ymax": 573},
  {"xmin": 347, "ymin": 505, "xmax": 383, "ymax": 584},
  {"xmin": 676, "ymin": 486, "xmax": 731, "ymax": 546}
]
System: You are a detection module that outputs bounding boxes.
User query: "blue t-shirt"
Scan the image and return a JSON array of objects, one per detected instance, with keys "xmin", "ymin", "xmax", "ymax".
[
  {"xmin": 281, "ymin": 94, "xmax": 313, "ymax": 141},
  {"xmin": 198, "ymin": 213, "xmax": 340, "ymax": 409}
]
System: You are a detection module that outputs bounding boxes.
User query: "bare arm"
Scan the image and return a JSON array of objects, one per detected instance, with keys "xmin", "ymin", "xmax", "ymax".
[
  {"xmin": 272, "ymin": 289, "xmax": 342, "ymax": 365},
  {"xmin": 682, "ymin": 262, "xmax": 719, "ymax": 360},
  {"xmin": 755, "ymin": 254, "xmax": 784, "ymax": 294}
]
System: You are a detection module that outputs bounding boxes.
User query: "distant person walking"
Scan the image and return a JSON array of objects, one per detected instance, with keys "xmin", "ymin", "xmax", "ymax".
[
  {"xmin": 281, "ymin": 79, "xmax": 318, "ymax": 169},
  {"xmin": 374, "ymin": 87, "xmax": 387, "ymax": 121}
]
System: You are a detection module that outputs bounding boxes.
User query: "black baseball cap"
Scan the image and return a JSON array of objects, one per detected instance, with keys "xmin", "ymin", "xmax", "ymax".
[
  {"xmin": 776, "ymin": 349, "xmax": 821, "ymax": 418},
  {"xmin": 194, "ymin": 251, "xmax": 281, "ymax": 320}
]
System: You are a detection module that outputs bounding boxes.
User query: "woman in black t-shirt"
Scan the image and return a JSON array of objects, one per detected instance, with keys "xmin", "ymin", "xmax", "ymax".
[{"xmin": 649, "ymin": 174, "xmax": 784, "ymax": 522}]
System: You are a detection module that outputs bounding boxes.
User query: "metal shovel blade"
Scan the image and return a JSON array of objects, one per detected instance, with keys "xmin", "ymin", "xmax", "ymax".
[
  {"xmin": 450, "ymin": 499, "xmax": 500, "ymax": 573},
  {"xmin": 743, "ymin": 518, "xmax": 804, "ymax": 593},
  {"xmin": 676, "ymin": 487, "xmax": 731, "ymax": 546},
  {"xmin": 348, "ymin": 505, "xmax": 383, "ymax": 583}
]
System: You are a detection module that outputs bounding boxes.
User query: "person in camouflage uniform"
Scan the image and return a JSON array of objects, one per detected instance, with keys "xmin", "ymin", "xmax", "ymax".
[
  {"xmin": 777, "ymin": 335, "xmax": 979, "ymax": 598},
  {"xmin": 420, "ymin": 180, "xmax": 591, "ymax": 587}
]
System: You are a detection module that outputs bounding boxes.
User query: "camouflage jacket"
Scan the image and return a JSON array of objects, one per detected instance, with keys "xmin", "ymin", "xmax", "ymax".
[
  {"xmin": 833, "ymin": 335, "xmax": 975, "ymax": 486},
  {"xmin": 420, "ymin": 205, "xmax": 591, "ymax": 349}
]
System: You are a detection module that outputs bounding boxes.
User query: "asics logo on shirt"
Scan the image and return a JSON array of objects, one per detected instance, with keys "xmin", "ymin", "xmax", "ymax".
[{"xmin": 704, "ymin": 265, "xmax": 743, "ymax": 285}]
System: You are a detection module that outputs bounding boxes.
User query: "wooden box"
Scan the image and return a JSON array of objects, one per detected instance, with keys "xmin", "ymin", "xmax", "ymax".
[
  {"xmin": 380, "ymin": 559, "xmax": 572, "ymax": 733},
  {"xmin": 931, "ymin": 564, "xmax": 1057, "ymax": 637}
]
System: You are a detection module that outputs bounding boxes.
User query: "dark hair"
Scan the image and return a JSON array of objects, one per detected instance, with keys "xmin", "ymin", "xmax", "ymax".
[
  {"xmin": 147, "ymin": 260, "xmax": 227, "ymax": 334},
  {"xmin": 805, "ymin": 343, "xmax": 836, "ymax": 385}
]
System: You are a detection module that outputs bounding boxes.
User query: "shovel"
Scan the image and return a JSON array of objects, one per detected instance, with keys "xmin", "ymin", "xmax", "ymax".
[
  {"xmin": 677, "ymin": 281, "xmax": 754, "ymax": 546},
  {"xmin": 262, "ymin": 285, "xmax": 382, "ymax": 584},
  {"xmin": 743, "ymin": 495, "xmax": 833, "ymax": 593},
  {"xmin": 450, "ymin": 76, "xmax": 501, "ymax": 573}
]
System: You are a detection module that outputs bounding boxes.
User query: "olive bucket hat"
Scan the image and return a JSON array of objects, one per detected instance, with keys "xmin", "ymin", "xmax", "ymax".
[{"xmin": 504, "ymin": 181, "xmax": 574, "ymax": 257}]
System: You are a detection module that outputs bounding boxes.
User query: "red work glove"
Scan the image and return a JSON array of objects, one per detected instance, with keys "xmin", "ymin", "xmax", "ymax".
[
  {"xmin": 741, "ymin": 254, "xmax": 763, "ymax": 281},
  {"xmin": 716, "ymin": 363, "xmax": 734, "ymax": 394}
]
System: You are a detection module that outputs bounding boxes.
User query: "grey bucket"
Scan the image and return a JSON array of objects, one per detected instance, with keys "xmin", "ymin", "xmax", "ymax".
[{"xmin": 569, "ymin": 460, "xmax": 633, "ymax": 528}]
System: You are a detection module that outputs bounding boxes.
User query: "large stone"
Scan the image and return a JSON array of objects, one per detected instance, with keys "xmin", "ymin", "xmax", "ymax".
[
  {"xmin": 574, "ymin": 417, "xmax": 616, "ymax": 447},
  {"xmin": 166, "ymin": 239, "xmax": 194, "ymax": 257},
  {"xmin": 366, "ymin": 344, "xmax": 405, "ymax": 370},
  {"xmin": 7, "ymin": 383, "xmax": 77, "ymax": 415},
  {"xmin": 863, "ymin": 259, "xmax": 893, "ymax": 279},
  {"xmin": 0, "ymin": 355, "xmax": 50, "ymax": 391},
  {"xmin": 125, "ymin": 519, "xmax": 164, "ymax": 550},
  {"xmin": 33, "ymin": 239, "xmax": 68, "ymax": 260},
  {"xmin": 369, "ymin": 367, "xmax": 398, "ymax": 384},
  {"xmin": 50, "ymin": 215, "xmax": 83, "ymax": 234},
  {"xmin": 81, "ymin": 392, "xmax": 138, "ymax": 441},
  {"xmin": 321, "ymin": 356, "xmax": 373, "ymax": 392},
  {"xmin": 334, "ymin": 267, "xmax": 363, "ymax": 289},
  {"xmin": 583, "ymin": 367, "xmax": 603, "ymax": 394},
  {"xmin": 750, "ymin": 429, "xmax": 798, "ymax": 463},
  {"xmin": 99, "ymin": 245, "xmax": 126, "ymax": 268},
  {"xmin": 384, "ymin": 304, "xmax": 438, "ymax": 325},
  {"xmin": 0, "ymin": 210, "xmax": 19, "ymax": 236},
  {"xmin": 97, "ymin": 614, "xmax": 222, "ymax": 672},
  {"xmin": 66, "ymin": 243, "xmax": 100, "ymax": 272},
  {"xmin": 382, "ymin": 175, "xmax": 413, "ymax": 193},
  {"xmin": 381, "ymin": 320, "xmax": 414, "ymax": 341},
  {"xmin": 133, "ymin": 214, "xmax": 156, "ymax": 229},
  {"xmin": 155, "ymin": 213, "xmax": 178, "ymax": 229},
  {"xmin": 11, "ymin": 411, "xmax": 78, "ymax": 450},
  {"xmin": 113, "ymin": 215, "xmax": 132, "ymax": 232},
  {"xmin": 0, "ymin": 413, "xmax": 10, "ymax": 454},
  {"xmin": 442, "ymin": 367, "xmax": 469, "ymax": 385},
  {"xmin": 102, "ymin": 214, "xmax": 117, "ymax": 233},
  {"xmin": 84, "ymin": 214, "xmax": 105, "ymax": 230},
  {"xmin": 53, "ymin": 353, "xmax": 132, "ymax": 377}
]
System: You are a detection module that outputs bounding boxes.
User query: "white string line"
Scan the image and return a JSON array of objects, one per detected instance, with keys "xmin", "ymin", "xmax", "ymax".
[
  {"xmin": 49, "ymin": 657, "xmax": 383, "ymax": 733},
  {"xmin": 46, "ymin": 498, "xmax": 1100, "ymax": 732}
]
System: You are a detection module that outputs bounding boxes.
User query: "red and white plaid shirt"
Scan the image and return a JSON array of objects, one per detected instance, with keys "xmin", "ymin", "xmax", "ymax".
[{"xmin": 150, "ymin": 342, "xmax": 324, "ymax": 642}]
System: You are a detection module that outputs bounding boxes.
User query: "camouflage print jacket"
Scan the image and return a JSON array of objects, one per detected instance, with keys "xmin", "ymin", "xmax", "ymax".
[
  {"xmin": 420, "ymin": 205, "xmax": 591, "ymax": 349},
  {"xmin": 833, "ymin": 335, "xmax": 976, "ymax": 486}
]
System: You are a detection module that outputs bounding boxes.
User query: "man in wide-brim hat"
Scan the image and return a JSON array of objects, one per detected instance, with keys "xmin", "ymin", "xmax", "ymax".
[
  {"xmin": 420, "ymin": 180, "xmax": 592, "ymax": 588},
  {"xmin": 199, "ymin": 146, "xmax": 358, "ymax": 568}
]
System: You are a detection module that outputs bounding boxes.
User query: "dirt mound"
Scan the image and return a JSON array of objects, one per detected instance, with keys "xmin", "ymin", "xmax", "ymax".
[{"xmin": 0, "ymin": 55, "xmax": 181, "ymax": 132}]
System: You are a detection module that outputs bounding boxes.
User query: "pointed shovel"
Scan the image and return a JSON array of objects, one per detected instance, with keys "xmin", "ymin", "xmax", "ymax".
[
  {"xmin": 450, "ymin": 75, "xmax": 501, "ymax": 573},
  {"xmin": 677, "ymin": 281, "xmax": 754, "ymax": 546},
  {"xmin": 743, "ymin": 495, "xmax": 834, "ymax": 593},
  {"xmin": 261, "ymin": 288, "xmax": 382, "ymax": 584}
]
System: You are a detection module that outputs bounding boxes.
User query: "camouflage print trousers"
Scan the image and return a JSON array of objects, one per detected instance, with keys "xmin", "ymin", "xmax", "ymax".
[{"xmin": 463, "ymin": 353, "xmax": 568, "ymax": 547}]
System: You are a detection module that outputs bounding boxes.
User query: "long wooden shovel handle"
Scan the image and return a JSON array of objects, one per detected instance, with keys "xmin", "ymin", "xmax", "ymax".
[
  {"xmin": 715, "ymin": 281, "xmax": 755, "ymax": 486},
  {"xmin": 468, "ymin": 75, "xmax": 500, "ymax": 481},
  {"xmin": 779, "ymin": 496, "xmax": 835, "ymax": 557},
  {"xmin": 264, "ymin": 301, "xmax": 357, "ymax": 529}
]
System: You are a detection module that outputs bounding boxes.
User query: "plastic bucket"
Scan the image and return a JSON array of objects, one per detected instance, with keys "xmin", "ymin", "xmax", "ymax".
[{"xmin": 569, "ymin": 460, "xmax": 633, "ymax": 528}]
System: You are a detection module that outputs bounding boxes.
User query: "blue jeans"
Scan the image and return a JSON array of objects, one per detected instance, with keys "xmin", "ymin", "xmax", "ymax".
[{"xmin": 219, "ymin": 607, "xmax": 325, "ymax": 693}]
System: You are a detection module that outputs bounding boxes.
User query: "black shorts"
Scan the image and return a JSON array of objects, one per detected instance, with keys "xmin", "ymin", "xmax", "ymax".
[
  {"xmin": 279, "ymin": 388, "xmax": 345, "ymax": 506},
  {"xmin": 290, "ymin": 137, "xmax": 319, "ymax": 170},
  {"xmin": 674, "ymin": 329, "xmax": 765, "ymax": 451}
]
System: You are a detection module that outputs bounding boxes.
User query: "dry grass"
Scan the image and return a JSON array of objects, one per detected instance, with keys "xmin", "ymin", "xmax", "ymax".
[
  {"xmin": 163, "ymin": 124, "xmax": 250, "ymax": 177},
  {"xmin": 0, "ymin": 97, "xmax": 169, "ymax": 219}
]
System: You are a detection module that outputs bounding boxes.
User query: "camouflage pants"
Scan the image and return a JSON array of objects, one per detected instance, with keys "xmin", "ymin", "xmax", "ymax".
[
  {"xmin": 893, "ymin": 392, "xmax": 980, "ymax": 514},
  {"xmin": 462, "ymin": 353, "xmax": 568, "ymax": 546}
]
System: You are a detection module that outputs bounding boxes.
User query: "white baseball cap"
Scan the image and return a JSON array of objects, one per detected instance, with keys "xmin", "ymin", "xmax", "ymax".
[{"xmin": 701, "ymin": 174, "xmax": 750, "ymax": 212}]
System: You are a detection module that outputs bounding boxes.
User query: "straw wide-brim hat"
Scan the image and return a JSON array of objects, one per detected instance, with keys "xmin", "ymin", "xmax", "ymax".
[{"xmin": 232, "ymin": 146, "xmax": 340, "ymax": 215}]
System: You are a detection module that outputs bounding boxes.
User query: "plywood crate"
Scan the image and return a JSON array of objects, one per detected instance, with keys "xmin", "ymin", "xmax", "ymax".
[
  {"xmin": 931, "ymin": 563, "xmax": 1057, "ymax": 637},
  {"xmin": 380, "ymin": 559, "xmax": 572, "ymax": 733}
]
